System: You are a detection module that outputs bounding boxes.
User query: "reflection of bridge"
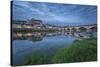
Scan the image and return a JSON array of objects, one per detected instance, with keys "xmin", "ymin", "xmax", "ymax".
[
  {"xmin": 12, "ymin": 31, "xmax": 97, "ymax": 41},
  {"xmin": 12, "ymin": 19, "xmax": 97, "ymax": 41}
]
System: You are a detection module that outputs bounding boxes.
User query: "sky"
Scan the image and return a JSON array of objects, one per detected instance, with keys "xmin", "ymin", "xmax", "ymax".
[{"xmin": 12, "ymin": 1, "xmax": 97, "ymax": 26}]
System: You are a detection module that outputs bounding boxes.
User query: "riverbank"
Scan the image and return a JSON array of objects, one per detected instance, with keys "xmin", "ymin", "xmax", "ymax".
[
  {"xmin": 52, "ymin": 37, "xmax": 97, "ymax": 63},
  {"xmin": 22, "ymin": 37, "xmax": 97, "ymax": 65}
]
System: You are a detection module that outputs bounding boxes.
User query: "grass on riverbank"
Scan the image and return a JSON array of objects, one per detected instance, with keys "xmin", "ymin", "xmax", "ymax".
[
  {"xmin": 25, "ymin": 53, "xmax": 46, "ymax": 65},
  {"xmin": 25, "ymin": 38, "xmax": 97, "ymax": 65},
  {"xmin": 52, "ymin": 38, "xmax": 97, "ymax": 63}
]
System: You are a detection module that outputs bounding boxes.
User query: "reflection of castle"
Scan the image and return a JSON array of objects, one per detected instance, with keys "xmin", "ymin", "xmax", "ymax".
[{"xmin": 12, "ymin": 19, "xmax": 97, "ymax": 41}]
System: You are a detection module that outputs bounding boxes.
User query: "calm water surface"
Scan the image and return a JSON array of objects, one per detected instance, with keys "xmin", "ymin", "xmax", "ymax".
[
  {"xmin": 12, "ymin": 35, "xmax": 76, "ymax": 65},
  {"xmin": 12, "ymin": 32, "xmax": 96, "ymax": 65}
]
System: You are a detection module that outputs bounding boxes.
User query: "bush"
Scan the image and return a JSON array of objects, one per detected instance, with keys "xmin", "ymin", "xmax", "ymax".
[{"xmin": 52, "ymin": 38, "xmax": 97, "ymax": 63}]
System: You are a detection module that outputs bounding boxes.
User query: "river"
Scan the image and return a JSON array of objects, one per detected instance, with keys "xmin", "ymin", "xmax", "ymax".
[{"xmin": 12, "ymin": 32, "xmax": 96, "ymax": 65}]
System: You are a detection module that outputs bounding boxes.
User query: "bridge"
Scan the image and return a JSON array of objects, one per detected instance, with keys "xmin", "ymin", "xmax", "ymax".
[
  {"xmin": 12, "ymin": 22, "xmax": 97, "ymax": 32},
  {"xmin": 63, "ymin": 24, "xmax": 97, "ymax": 32},
  {"xmin": 12, "ymin": 19, "xmax": 97, "ymax": 33}
]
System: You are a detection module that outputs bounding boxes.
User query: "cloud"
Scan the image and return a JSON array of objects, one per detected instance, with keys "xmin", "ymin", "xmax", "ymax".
[{"xmin": 12, "ymin": 1, "xmax": 97, "ymax": 25}]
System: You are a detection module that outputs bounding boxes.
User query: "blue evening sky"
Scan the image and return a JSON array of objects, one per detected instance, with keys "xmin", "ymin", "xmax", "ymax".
[{"xmin": 12, "ymin": 1, "xmax": 97, "ymax": 25}]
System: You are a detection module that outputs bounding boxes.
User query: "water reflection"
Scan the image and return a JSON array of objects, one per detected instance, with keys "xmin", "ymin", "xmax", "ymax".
[
  {"xmin": 12, "ymin": 31, "xmax": 97, "ymax": 41},
  {"xmin": 12, "ymin": 31, "xmax": 97, "ymax": 65}
]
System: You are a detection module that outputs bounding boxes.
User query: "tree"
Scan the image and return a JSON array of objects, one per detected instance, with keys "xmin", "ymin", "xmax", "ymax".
[
  {"xmin": 79, "ymin": 27, "xmax": 87, "ymax": 32},
  {"xmin": 67, "ymin": 28, "xmax": 70, "ymax": 32},
  {"xmin": 90, "ymin": 26, "xmax": 97, "ymax": 32},
  {"xmin": 71, "ymin": 27, "xmax": 76, "ymax": 32}
]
